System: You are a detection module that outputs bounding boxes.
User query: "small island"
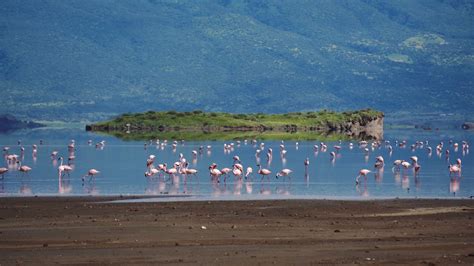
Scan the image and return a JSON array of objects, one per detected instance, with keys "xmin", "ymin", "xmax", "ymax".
[{"xmin": 86, "ymin": 109, "xmax": 384, "ymax": 140}]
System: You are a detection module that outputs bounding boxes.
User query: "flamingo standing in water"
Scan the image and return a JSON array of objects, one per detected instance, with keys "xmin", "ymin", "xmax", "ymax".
[
  {"xmin": 232, "ymin": 164, "xmax": 243, "ymax": 180},
  {"xmin": 410, "ymin": 156, "xmax": 421, "ymax": 173},
  {"xmin": 58, "ymin": 157, "xmax": 73, "ymax": 177},
  {"xmin": 276, "ymin": 169, "xmax": 292, "ymax": 179},
  {"xmin": 0, "ymin": 167, "xmax": 8, "ymax": 179},
  {"xmin": 233, "ymin": 156, "xmax": 243, "ymax": 172},
  {"xmin": 245, "ymin": 167, "xmax": 253, "ymax": 179},
  {"xmin": 448, "ymin": 164, "xmax": 461, "ymax": 176},
  {"xmin": 401, "ymin": 161, "xmax": 411, "ymax": 174},
  {"xmin": 209, "ymin": 164, "xmax": 222, "ymax": 182},
  {"xmin": 448, "ymin": 158, "xmax": 462, "ymax": 176},
  {"xmin": 68, "ymin": 140, "xmax": 75, "ymax": 151},
  {"xmin": 182, "ymin": 162, "xmax": 198, "ymax": 177},
  {"xmin": 18, "ymin": 161, "xmax": 32, "ymax": 177},
  {"xmin": 392, "ymin": 160, "xmax": 404, "ymax": 172},
  {"xmin": 266, "ymin": 148, "xmax": 273, "ymax": 161},
  {"xmin": 6, "ymin": 154, "xmax": 19, "ymax": 164},
  {"xmin": 256, "ymin": 164, "xmax": 271, "ymax": 181},
  {"xmin": 145, "ymin": 167, "xmax": 160, "ymax": 178},
  {"xmin": 164, "ymin": 163, "xmax": 179, "ymax": 180},
  {"xmin": 374, "ymin": 156, "xmax": 384, "ymax": 169},
  {"xmin": 356, "ymin": 169, "xmax": 371, "ymax": 185},
  {"xmin": 146, "ymin": 155, "xmax": 156, "ymax": 169},
  {"xmin": 304, "ymin": 157, "xmax": 309, "ymax": 175},
  {"xmin": 220, "ymin": 167, "xmax": 232, "ymax": 182},
  {"xmin": 83, "ymin": 169, "xmax": 100, "ymax": 183}
]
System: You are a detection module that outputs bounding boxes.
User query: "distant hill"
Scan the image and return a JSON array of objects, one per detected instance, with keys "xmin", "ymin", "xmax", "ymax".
[
  {"xmin": 0, "ymin": 114, "xmax": 44, "ymax": 132},
  {"xmin": 0, "ymin": 0, "xmax": 472, "ymax": 122}
]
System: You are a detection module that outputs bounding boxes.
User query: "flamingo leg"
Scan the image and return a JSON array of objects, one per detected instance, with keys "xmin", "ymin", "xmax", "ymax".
[{"xmin": 355, "ymin": 175, "xmax": 361, "ymax": 185}]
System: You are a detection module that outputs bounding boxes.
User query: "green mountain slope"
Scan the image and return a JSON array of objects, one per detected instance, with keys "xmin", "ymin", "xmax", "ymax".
[{"xmin": 0, "ymin": 0, "xmax": 472, "ymax": 121}]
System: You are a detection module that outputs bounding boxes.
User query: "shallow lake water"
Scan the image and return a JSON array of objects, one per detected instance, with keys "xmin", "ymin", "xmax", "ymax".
[{"xmin": 0, "ymin": 127, "xmax": 473, "ymax": 200}]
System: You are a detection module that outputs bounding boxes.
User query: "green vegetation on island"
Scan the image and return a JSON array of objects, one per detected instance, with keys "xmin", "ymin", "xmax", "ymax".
[{"xmin": 86, "ymin": 109, "xmax": 384, "ymax": 141}]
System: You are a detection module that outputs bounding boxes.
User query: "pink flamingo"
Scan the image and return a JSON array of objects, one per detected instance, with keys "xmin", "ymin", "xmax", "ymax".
[
  {"xmin": 304, "ymin": 157, "xmax": 309, "ymax": 175},
  {"xmin": 68, "ymin": 140, "xmax": 75, "ymax": 151},
  {"xmin": 448, "ymin": 164, "xmax": 461, "ymax": 176},
  {"xmin": 58, "ymin": 157, "xmax": 73, "ymax": 177},
  {"xmin": 266, "ymin": 148, "xmax": 273, "ymax": 161},
  {"xmin": 232, "ymin": 156, "xmax": 243, "ymax": 172},
  {"xmin": 233, "ymin": 155, "xmax": 241, "ymax": 163},
  {"xmin": 184, "ymin": 166, "xmax": 198, "ymax": 176},
  {"xmin": 83, "ymin": 169, "xmax": 100, "ymax": 183},
  {"xmin": 392, "ymin": 160, "xmax": 404, "ymax": 172},
  {"xmin": 232, "ymin": 164, "xmax": 243, "ymax": 180},
  {"xmin": 401, "ymin": 161, "xmax": 411, "ymax": 169},
  {"xmin": 6, "ymin": 154, "xmax": 19, "ymax": 164},
  {"xmin": 276, "ymin": 169, "xmax": 292, "ymax": 179},
  {"xmin": 0, "ymin": 167, "xmax": 8, "ymax": 179},
  {"xmin": 209, "ymin": 164, "xmax": 222, "ymax": 182},
  {"xmin": 18, "ymin": 161, "xmax": 32, "ymax": 177},
  {"xmin": 220, "ymin": 167, "xmax": 232, "ymax": 182},
  {"xmin": 256, "ymin": 164, "xmax": 271, "ymax": 181},
  {"xmin": 145, "ymin": 167, "xmax": 160, "ymax": 177},
  {"xmin": 374, "ymin": 156, "xmax": 384, "ymax": 169},
  {"xmin": 245, "ymin": 167, "xmax": 253, "ymax": 179},
  {"xmin": 146, "ymin": 155, "xmax": 156, "ymax": 169},
  {"xmin": 410, "ymin": 156, "xmax": 421, "ymax": 173},
  {"xmin": 164, "ymin": 163, "xmax": 179, "ymax": 179},
  {"xmin": 356, "ymin": 169, "xmax": 371, "ymax": 185}
]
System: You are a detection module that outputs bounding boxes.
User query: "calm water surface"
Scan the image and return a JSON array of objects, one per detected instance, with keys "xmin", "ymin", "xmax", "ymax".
[{"xmin": 0, "ymin": 127, "xmax": 473, "ymax": 200}]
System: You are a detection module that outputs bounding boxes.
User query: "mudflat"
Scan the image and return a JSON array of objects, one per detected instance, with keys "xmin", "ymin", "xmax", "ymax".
[{"xmin": 0, "ymin": 197, "xmax": 473, "ymax": 265}]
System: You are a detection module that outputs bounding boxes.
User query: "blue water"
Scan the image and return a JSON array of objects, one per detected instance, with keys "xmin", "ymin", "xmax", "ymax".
[{"xmin": 0, "ymin": 127, "xmax": 473, "ymax": 200}]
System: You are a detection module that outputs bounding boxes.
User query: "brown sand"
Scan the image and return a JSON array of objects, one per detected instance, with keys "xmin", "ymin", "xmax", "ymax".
[{"xmin": 0, "ymin": 197, "xmax": 473, "ymax": 265}]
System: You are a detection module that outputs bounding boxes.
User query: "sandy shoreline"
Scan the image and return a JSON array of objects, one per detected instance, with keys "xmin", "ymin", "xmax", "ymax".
[{"xmin": 1, "ymin": 197, "xmax": 473, "ymax": 265}]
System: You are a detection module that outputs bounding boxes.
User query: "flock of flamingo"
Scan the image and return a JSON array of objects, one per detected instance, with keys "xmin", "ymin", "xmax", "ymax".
[
  {"xmin": 0, "ymin": 137, "xmax": 470, "ymax": 196},
  {"xmin": 141, "ymin": 138, "xmax": 468, "ymax": 195},
  {"xmin": 1, "ymin": 139, "xmax": 101, "ymax": 183}
]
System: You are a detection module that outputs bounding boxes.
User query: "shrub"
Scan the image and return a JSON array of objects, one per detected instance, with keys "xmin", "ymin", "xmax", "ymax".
[{"xmin": 233, "ymin": 114, "xmax": 247, "ymax": 119}]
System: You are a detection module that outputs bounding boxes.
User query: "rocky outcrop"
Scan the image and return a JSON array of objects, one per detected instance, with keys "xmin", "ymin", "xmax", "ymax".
[{"xmin": 343, "ymin": 117, "xmax": 384, "ymax": 140}]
